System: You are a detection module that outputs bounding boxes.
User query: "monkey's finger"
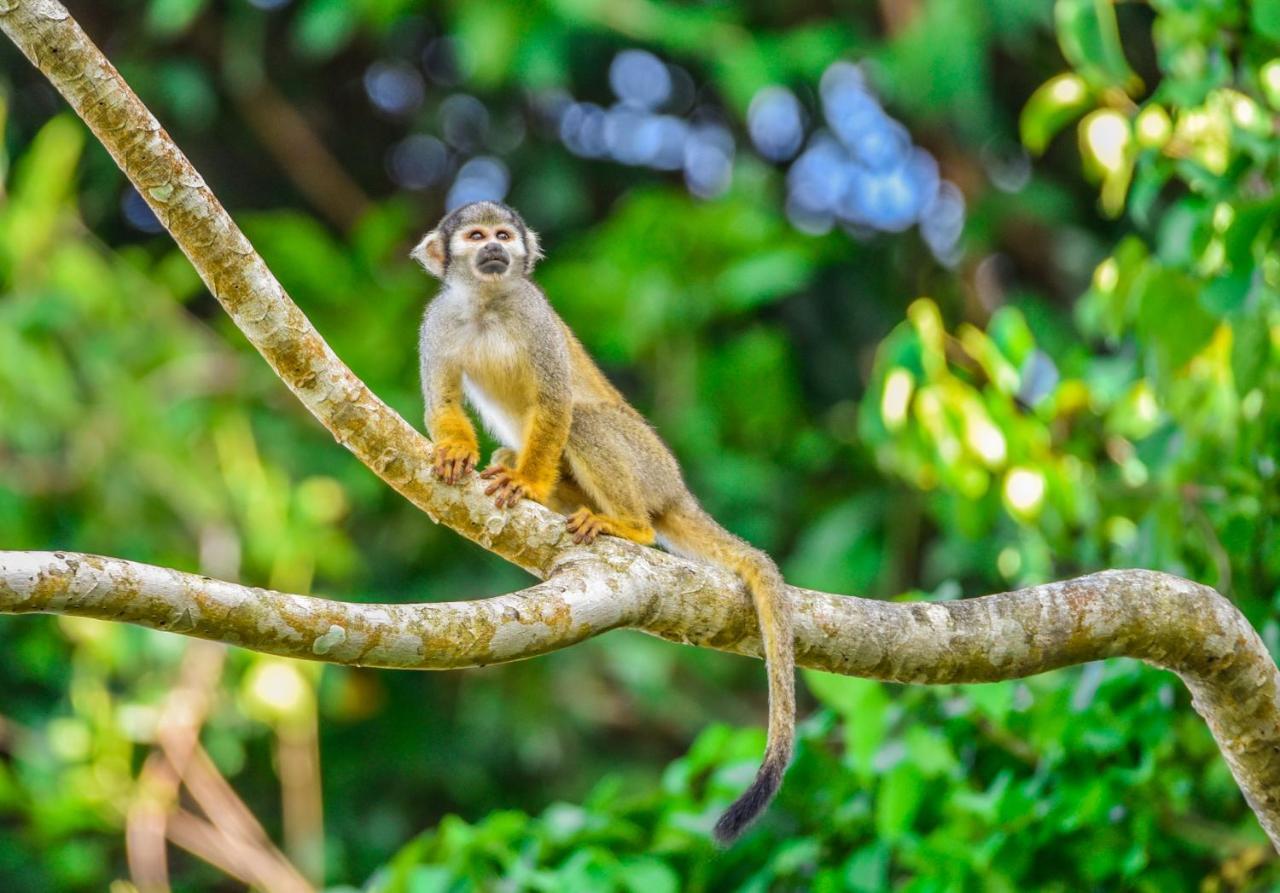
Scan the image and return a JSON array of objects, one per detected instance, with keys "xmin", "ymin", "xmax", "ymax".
[{"xmin": 479, "ymin": 466, "xmax": 502, "ymax": 479}]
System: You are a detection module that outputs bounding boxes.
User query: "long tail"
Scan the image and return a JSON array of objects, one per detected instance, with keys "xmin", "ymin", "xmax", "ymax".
[{"xmin": 655, "ymin": 499, "xmax": 795, "ymax": 845}]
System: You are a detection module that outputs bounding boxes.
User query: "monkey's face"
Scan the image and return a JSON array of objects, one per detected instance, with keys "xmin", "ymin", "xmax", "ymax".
[
  {"xmin": 453, "ymin": 222, "xmax": 521, "ymax": 281},
  {"xmin": 411, "ymin": 202, "xmax": 543, "ymax": 283}
]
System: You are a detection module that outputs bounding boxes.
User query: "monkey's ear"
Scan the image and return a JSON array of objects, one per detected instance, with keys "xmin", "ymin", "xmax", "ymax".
[
  {"xmin": 524, "ymin": 228, "xmax": 545, "ymax": 272},
  {"xmin": 411, "ymin": 230, "xmax": 447, "ymax": 278}
]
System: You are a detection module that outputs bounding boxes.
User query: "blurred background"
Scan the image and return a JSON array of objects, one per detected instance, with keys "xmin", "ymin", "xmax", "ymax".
[{"xmin": 0, "ymin": 0, "xmax": 1277, "ymax": 890}]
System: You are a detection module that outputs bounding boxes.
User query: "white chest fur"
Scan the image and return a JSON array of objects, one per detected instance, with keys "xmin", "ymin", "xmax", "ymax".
[
  {"xmin": 457, "ymin": 318, "xmax": 525, "ymax": 449},
  {"xmin": 463, "ymin": 375, "xmax": 523, "ymax": 448}
]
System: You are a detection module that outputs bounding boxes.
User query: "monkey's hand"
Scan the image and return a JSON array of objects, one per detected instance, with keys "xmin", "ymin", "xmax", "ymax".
[
  {"xmin": 432, "ymin": 439, "xmax": 479, "ymax": 485},
  {"xmin": 479, "ymin": 464, "xmax": 549, "ymax": 509}
]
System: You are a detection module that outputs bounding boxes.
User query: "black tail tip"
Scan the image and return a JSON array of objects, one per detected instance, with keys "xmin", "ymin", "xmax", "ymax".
[{"xmin": 712, "ymin": 760, "xmax": 783, "ymax": 847}]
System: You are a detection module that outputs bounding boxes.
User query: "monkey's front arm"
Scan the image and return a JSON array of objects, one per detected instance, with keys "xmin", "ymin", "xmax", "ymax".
[{"xmin": 422, "ymin": 358, "xmax": 479, "ymax": 485}]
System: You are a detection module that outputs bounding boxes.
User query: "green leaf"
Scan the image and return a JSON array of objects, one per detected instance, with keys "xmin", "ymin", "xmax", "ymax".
[
  {"xmin": 453, "ymin": 1, "xmax": 524, "ymax": 86},
  {"xmin": 1134, "ymin": 266, "xmax": 1217, "ymax": 373},
  {"xmin": 1127, "ymin": 157, "xmax": 1174, "ymax": 227},
  {"xmin": 905, "ymin": 726, "xmax": 958, "ymax": 778},
  {"xmin": 875, "ymin": 761, "xmax": 925, "ymax": 840},
  {"xmin": 784, "ymin": 498, "xmax": 883, "ymax": 594},
  {"xmin": 877, "ymin": 0, "xmax": 994, "ymax": 138},
  {"xmin": 10, "ymin": 114, "xmax": 83, "ymax": 209},
  {"xmin": 145, "ymin": 0, "xmax": 207, "ymax": 39},
  {"xmin": 803, "ymin": 671, "xmax": 889, "ymax": 775},
  {"xmin": 292, "ymin": 0, "xmax": 358, "ymax": 60},
  {"xmin": 4, "ymin": 115, "xmax": 84, "ymax": 267},
  {"xmin": 1155, "ymin": 198, "xmax": 1211, "ymax": 267},
  {"xmin": 617, "ymin": 857, "xmax": 679, "ymax": 893},
  {"xmin": 1202, "ymin": 271, "xmax": 1252, "ymax": 317},
  {"xmin": 1232, "ymin": 315, "xmax": 1271, "ymax": 392},
  {"xmin": 153, "ymin": 61, "xmax": 218, "ymax": 130},
  {"xmin": 1020, "ymin": 74, "xmax": 1091, "ymax": 155},
  {"xmin": 987, "ymin": 306, "xmax": 1037, "ymax": 369},
  {"xmin": 405, "ymin": 866, "xmax": 453, "ymax": 893},
  {"xmin": 1252, "ymin": 0, "xmax": 1280, "ymax": 42},
  {"xmin": 843, "ymin": 843, "xmax": 891, "ymax": 893},
  {"xmin": 240, "ymin": 211, "xmax": 356, "ymax": 305},
  {"xmin": 1054, "ymin": 0, "xmax": 1140, "ymax": 92},
  {"xmin": 717, "ymin": 249, "xmax": 811, "ymax": 310}
]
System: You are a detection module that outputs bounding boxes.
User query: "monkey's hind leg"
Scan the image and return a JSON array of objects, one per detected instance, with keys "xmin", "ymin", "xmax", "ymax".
[
  {"xmin": 563, "ymin": 407, "xmax": 656, "ymax": 546},
  {"xmin": 565, "ymin": 506, "xmax": 653, "ymax": 545},
  {"xmin": 548, "ymin": 470, "xmax": 595, "ymax": 516}
]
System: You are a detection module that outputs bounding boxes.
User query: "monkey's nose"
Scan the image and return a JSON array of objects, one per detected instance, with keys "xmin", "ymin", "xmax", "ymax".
[{"xmin": 476, "ymin": 244, "xmax": 510, "ymax": 274}]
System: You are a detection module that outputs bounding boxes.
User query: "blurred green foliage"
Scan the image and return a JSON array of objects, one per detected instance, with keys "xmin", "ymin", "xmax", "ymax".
[{"xmin": 0, "ymin": 0, "xmax": 1277, "ymax": 890}]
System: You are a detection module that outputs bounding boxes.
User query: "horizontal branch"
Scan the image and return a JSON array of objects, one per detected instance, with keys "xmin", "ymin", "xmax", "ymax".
[{"xmin": 4, "ymin": 552, "xmax": 1280, "ymax": 847}]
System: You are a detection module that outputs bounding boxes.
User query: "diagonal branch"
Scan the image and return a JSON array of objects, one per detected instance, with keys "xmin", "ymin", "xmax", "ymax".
[
  {"xmin": 0, "ymin": 0, "xmax": 565, "ymax": 578},
  {"xmin": 2, "ymin": 0, "xmax": 1279, "ymax": 852}
]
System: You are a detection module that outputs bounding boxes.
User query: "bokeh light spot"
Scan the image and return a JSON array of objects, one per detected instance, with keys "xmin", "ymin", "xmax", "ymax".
[
  {"xmin": 446, "ymin": 156, "xmax": 510, "ymax": 210},
  {"xmin": 748, "ymin": 86, "xmax": 805, "ymax": 162},
  {"xmin": 388, "ymin": 134, "xmax": 449, "ymax": 190},
  {"xmin": 439, "ymin": 94, "xmax": 490, "ymax": 153},
  {"xmin": 609, "ymin": 50, "xmax": 671, "ymax": 110},
  {"xmin": 1083, "ymin": 110, "xmax": 1131, "ymax": 172},
  {"xmin": 1004, "ymin": 467, "xmax": 1046, "ymax": 517},
  {"xmin": 363, "ymin": 61, "xmax": 425, "ymax": 116},
  {"xmin": 882, "ymin": 368, "xmax": 915, "ymax": 431}
]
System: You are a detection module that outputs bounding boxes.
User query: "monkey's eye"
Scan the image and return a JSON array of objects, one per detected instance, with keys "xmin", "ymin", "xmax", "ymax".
[
  {"xmin": 496, "ymin": 230, "xmax": 512, "ymax": 241},
  {"xmin": 467, "ymin": 230, "xmax": 485, "ymax": 241}
]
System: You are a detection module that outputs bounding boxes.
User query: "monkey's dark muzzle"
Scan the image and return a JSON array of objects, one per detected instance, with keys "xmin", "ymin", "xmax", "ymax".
[{"xmin": 475, "ymin": 244, "xmax": 511, "ymax": 275}]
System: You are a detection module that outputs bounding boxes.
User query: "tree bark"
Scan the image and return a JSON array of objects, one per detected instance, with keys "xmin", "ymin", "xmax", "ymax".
[{"xmin": 2, "ymin": 0, "xmax": 1278, "ymax": 850}]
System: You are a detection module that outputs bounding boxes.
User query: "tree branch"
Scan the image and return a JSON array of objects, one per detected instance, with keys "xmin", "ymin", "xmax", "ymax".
[
  {"xmin": 5, "ymin": 552, "xmax": 1280, "ymax": 847},
  {"xmin": 2, "ymin": 0, "xmax": 1278, "ymax": 851}
]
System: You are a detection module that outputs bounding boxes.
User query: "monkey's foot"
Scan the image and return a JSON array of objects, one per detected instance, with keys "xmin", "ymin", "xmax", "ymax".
[
  {"xmin": 479, "ymin": 465, "xmax": 546, "ymax": 509},
  {"xmin": 432, "ymin": 439, "xmax": 479, "ymax": 484},
  {"xmin": 565, "ymin": 507, "xmax": 655, "ymax": 546}
]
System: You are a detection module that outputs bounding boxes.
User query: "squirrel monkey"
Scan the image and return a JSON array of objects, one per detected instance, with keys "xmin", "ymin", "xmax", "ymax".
[{"xmin": 412, "ymin": 201, "xmax": 794, "ymax": 844}]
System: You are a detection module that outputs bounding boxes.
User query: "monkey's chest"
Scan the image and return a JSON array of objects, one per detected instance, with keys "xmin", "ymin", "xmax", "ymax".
[{"xmin": 458, "ymin": 327, "xmax": 534, "ymax": 449}]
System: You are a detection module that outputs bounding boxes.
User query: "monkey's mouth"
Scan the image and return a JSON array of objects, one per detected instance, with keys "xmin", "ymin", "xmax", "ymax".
[{"xmin": 475, "ymin": 246, "xmax": 510, "ymax": 276}]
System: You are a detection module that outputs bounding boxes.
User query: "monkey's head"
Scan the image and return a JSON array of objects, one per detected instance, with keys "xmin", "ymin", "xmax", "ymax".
[{"xmin": 411, "ymin": 201, "xmax": 543, "ymax": 283}]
